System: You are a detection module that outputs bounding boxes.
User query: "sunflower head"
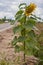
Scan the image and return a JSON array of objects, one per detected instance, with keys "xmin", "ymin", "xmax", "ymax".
[{"xmin": 25, "ymin": 3, "xmax": 36, "ymax": 16}]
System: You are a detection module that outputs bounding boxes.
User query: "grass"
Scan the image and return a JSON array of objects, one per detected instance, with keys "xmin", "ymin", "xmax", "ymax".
[{"xmin": 0, "ymin": 21, "xmax": 5, "ymax": 24}]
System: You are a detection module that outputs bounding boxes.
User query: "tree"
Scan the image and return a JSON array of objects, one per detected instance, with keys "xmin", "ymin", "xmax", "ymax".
[
  {"xmin": 2, "ymin": 16, "xmax": 6, "ymax": 22},
  {"xmin": 12, "ymin": 3, "xmax": 40, "ymax": 64}
]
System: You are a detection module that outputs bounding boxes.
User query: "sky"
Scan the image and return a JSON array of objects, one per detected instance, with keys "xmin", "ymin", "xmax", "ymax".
[{"xmin": 0, "ymin": 0, "xmax": 43, "ymax": 19}]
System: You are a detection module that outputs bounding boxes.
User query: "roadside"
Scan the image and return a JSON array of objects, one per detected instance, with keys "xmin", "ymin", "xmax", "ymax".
[
  {"xmin": 0, "ymin": 28, "xmax": 15, "ymax": 60},
  {"xmin": 0, "ymin": 23, "xmax": 13, "ymax": 32}
]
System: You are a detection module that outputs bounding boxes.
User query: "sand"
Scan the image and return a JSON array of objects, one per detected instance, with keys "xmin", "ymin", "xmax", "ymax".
[
  {"xmin": 0, "ymin": 28, "xmax": 38, "ymax": 65},
  {"xmin": 0, "ymin": 28, "xmax": 15, "ymax": 60}
]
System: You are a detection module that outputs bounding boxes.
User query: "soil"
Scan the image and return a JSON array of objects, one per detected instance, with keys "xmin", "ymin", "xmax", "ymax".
[
  {"xmin": 0, "ymin": 28, "xmax": 15, "ymax": 60},
  {"xmin": 0, "ymin": 28, "xmax": 39, "ymax": 65}
]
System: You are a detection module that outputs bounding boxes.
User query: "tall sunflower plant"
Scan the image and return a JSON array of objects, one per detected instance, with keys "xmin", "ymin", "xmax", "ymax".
[{"xmin": 12, "ymin": 3, "xmax": 40, "ymax": 63}]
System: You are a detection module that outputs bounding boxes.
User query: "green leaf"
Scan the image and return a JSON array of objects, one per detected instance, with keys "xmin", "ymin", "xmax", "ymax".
[
  {"xmin": 19, "ymin": 3, "xmax": 26, "ymax": 9},
  {"xmin": 22, "ymin": 18, "xmax": 36, "ymax": 31},
  {"xmin": 38, "ymin": 32, "xmax": 43, "ymax": 44},
  {"xmin": 12, "ymin": 36, "xmax": 18, "ymax": 46},
  {"xmin": 15, "ymin": 10, "xmax": 23, "ymax": 21},
  {"xmin": 31, "ymin": 14, "xmax": 43, "ymax": 21},
  {"xmin": 15, "ymin": 14, "xmax": 22, "ymax": 21},
  {"xmin": 18, "ymin": 15, "xmax": 26, "ymax": 23},
  {"xmin": 26, "ymin": 41, "xmax": 35, "ymax": 49},
  {"xmin": 26, "ymin": 50, "xmax": 33, "ymax": 56},
  {"xmin": 27, "ymin": 30, "xmax": 36, "ymax": 39},
  {"xmin": 15, "ymin": 45, "xmax": 21, "ymax": 52},
  {"xmin": 18, "ymin": 36, "xmax": 26, "ymax": 42},
  {"xmin": 30, "ymin": 16, "xmax": 37, "ymax": 20},
  {"xmin": 38, "ymin": 45, "xmax": 43, "ymax": 60},
  {"xmin": 15, "ymin": 10, "xmax": 23, "ymax": 17},
  {"xmin": 25, "ymin": 32, "xmax": 39, "ymax": 50},
  {"xmin": 13, "ymin": 25, "xmax": 22, "ymax": 34},
  {"xmin": 27, "ymin": 18, "xmax": 36, "ymax": 25},
  {"xmin": 23, "ymin": 23, "xmax": 33, "ymax": 31},
  {"xmin": 25, "ymin": 43, "xmax": 34, "ymax": 55},
  {"xmin": 25, "ymin": 40, "xmax": 39, "ymax": 56}
]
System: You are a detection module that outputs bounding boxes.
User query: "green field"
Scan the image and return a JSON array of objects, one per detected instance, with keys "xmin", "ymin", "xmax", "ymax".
[{"xmin": 0, "ymin": 21, "xmax": 5, "ymax": 24}]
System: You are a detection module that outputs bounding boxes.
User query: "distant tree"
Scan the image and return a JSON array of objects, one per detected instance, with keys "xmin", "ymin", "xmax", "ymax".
[{"xmin": 2, "ymin": 16, "xmax": 6, "ymax": 22}]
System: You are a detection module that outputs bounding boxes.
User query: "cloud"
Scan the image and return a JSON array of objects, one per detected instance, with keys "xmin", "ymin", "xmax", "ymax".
[
  {"xmin": 0, "ymin": 0, "xmax": 43, "ymax": 19},
  {"xmin": 10, "ymin": 4, "xmax": 18, "ymax": 11},
  {"xmin": 0, "ymin": 11, "xmax": 14, "ymax": 19},
  {"xmin": 0, "ymin": 2, "xmax": 3, "ymax": 5}
]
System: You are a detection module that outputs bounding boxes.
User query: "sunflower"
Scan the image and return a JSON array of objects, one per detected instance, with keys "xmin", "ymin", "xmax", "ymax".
[{"xmin": 25, "ymin": 3, "xmax": 36, "ymax": 16}]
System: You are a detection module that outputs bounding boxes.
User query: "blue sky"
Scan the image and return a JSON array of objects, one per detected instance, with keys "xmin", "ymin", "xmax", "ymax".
[{"xmin": 0, "ymin": 0, "xmax": 43, "ymax": 19}]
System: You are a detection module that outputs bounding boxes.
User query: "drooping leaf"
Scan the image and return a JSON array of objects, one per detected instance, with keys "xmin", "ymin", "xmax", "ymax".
[
  {"xmin": 15, "ymin": 10, "xmax": 23, "ymax": 21},
  {"xmin": 19, "ymin": 3, "xmax": 26, "ymax": 9},
  {"xmin": 27, "ymin": 30, "xmax": 36, "ymax": 39},
  {"xmin": 27, "ymin": 18, "xmax": 36, "ymax": 25},
  {"xmin": 30, "ymin": 16, "xmax": 37, "ymax": 20},
  {"xmin": 23, "ymin": 23, "xmax": 33, "ymax": 31},
  {"xmin": 31, "ymin": 14, "xmax": 43, "ymax": 21},
  {"xmin": 15, "ymin": 14, "xmax": 22, "ymax": 21},
  {"xmin": 12, "ymin": 36, "xmax": 18, "ymax": 46},
  {"xmin": 25, "ymin": 32, "xmax": 39, "ymax": 50},
  {"xmin": 23, "ymin": 18, "xmax": 36, "ymax": 31},
  {"xmin": 26, "ymin": 49, "xmax": 34, "ymax": 56},
  {"xmin": 15, "ymin": 45, "xmax": 21, "ymax": 52},
  {"xmin": 13, "ymin": 25, "xmax": 23, "ymax": 34},
  {"xmin": 25, "ymin": 40, "xmax": 39, "ymax": 56},
  {"xmin": 18, "ymin": 36, "xmax": 26, "ymax": 42},
  {"xmin": 15, "ymin": 10, "xmax": 23, "ymax": 17},
  {"xmin": 26, "ymin": 40, "xmax": 36, "ymax": 49},
  {"xmin": 18, "ymin": 14, "xmax": 26, "ymax": 23}
]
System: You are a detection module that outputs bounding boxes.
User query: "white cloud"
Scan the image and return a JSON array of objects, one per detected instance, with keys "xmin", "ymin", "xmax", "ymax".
[
  {"xmin": 0, "ymin": 11, "xmax": 14, "ymax": 19},
  {"xmin": 12, "ymin": 2, "xmax": 18, "ymax": 4},
  {"xmin": 0, "ymin": 0, "xmax": 43, "ymax": 19},
  {"xmin": 0, "ymin": 3, "xmax": 3, "ymax": 5},
  {"xmin": 19, "ymin": 0, "xmax": 24, "ymax": 2},
  {"xmin": 33, "ymin": 7, "xmax": 43, "ymax": 18},
  {"xmin": 10, "ymin": 5, "xmax": 18, "ymax": 11},
  {"xmin": 34, "ymin": 7, "xmax": 41, "ymax": 15},
  {"xmin": 36, "ymin": 0, "xmax": 43, "ymax": 4},
  {"xmin": 41, "ymin": 15, "xmax": 43, "ymax": 19}
]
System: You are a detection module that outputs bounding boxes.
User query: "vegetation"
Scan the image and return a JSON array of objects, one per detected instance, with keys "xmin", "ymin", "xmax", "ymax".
[
  {"xmin": 12, "ymin": 3, "xmax": 41, "ymax": 65},
  {"xmin": 32, "ymin": 32, "xmax": 43, "ymax": 65},
  {"xmin": 0, "ymin": 2, "xmax": 43, "ymax": 65},
  {"xmin": 0, "ymin": 19, "xmax": 4, "ymax": 24},
  {"xmin": 0, "ymin": 16, "xmax": 14, "ymax": 24},
  {"xmin": 0, "ymin": 53, "xmax": 14, "ymax": 65},
  {"xmin": 36, "ymin": 32, "xmax": 43, "ymax": 65}
]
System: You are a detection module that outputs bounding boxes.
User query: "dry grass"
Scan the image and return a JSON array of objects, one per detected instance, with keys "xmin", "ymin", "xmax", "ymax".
[{"xmin": 0, "ymin": 22, "xmax": 43, "ymax": 65}]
